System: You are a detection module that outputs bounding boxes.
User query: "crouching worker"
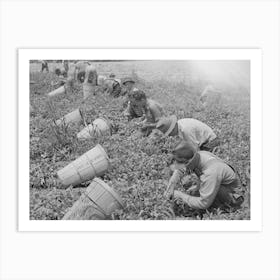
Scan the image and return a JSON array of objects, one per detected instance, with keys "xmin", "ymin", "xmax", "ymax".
[
  {"xmin": 122, "ymin": 77, "xmax": 137, "ymax": 97},
  {"xmin": 103, "ymin": 73, "xmax": 122, "ymax": 97},
  {"xmin": 123, "ymin": 89, "xmax": 164, "ymax": 134},
  {"xmin": 155, "ymin": 115, "xmax": 220, "ymax": 152},
  {"xmin": 62, "ymin": 60, "xmax": 69, "ymax": 74},
  {"xmin": 82, "ymin": 65, "xmax": 98, "ymax": 99},
  {"xmin": 40, "ymin": 60, "xmax": 49, "ymax": 73},
  {"xmin": 165, "ymin": 140, "xmax": 244, "ymax": 210},
  {"xmin": 75, "ymin": 60, "xmax": 91, "ymax": 83}
]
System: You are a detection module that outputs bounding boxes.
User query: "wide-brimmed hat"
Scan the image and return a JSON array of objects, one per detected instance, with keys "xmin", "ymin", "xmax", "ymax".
[
  {"xmin": 122, "ymin": 77, "xmax": 135, "ymax": 85},
  {"xmin": 156, "ymin": 115, "xmax": 177, "ymax": 136},
  {"xmin": 172, "ymin": 140, "xmax": 196, "ymax": 161}
]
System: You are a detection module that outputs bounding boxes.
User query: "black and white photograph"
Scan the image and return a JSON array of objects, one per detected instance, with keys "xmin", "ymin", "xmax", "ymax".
[{"xmin": 27, "ymin": 53, "xmax": 252, "ymax": 223}]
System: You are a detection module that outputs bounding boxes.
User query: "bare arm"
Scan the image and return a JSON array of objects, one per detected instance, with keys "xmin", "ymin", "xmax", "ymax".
[{"xmin": 165, "ymin": 165, "xmax": 186, "ymax": 199}]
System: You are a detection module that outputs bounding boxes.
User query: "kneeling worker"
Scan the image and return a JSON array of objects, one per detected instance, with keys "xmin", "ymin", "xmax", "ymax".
[
  {"xmin": 165, "ymin": 140, "xmax": 244, "ymax": 210},
  {"xmin": 103, "ymin": 73, "xmax": 122, "ymax": 97},
  {"xmin": 155, "ymin": 115, "xmax": 220, "ymax": 152},
  {"xmin": 124, "ymin": 89, "xmax": 164, "ymax": 124},
  {"xmin": 75, "ymin": 60, "xmax": 91, "ymax": 83}
]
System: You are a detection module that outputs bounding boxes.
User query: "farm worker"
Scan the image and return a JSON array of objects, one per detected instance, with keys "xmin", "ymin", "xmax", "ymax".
[
  {"xmin": 55, "ymin": 68, "xmax": 61, "ymax": 76},
  {"xmin": 84, "ymin": 65, "xmax": 98, "ymax": 85},
  {"xmin": 75, "ymin": 61, "xmax": 91, "ymax": 83},
  {"xmin": 40, "ymin": 60, "xmax": 49, "ymax": 73},
  {"xmin": 165, "ymin": 140, "xmax": 244, "ymax": 209},
  {"xmin": 82, "ymin": 65, "xmax": 98, "ymax": 99},
  {"xmin": 120, "ymin": 77, "xmax": 138, "ymax": 108},
  {"xmin": 103, "ymin": 73, "xmax": 122, "ymax": 97},
  {"xmin": 68, "ymin": 63, "xmax": 76, "ymax": 80},
  {"xmin": 97, "ymin": 75, "xmax": 107, "ymax": 86},
  {"xmin": 62, "ymin": 60, "xmax": 69, "ymax": 74},
  {"xmin": 63, "ymin": 63, "xmax": 76, "ymax": 92},
  {"xmin": 200, "ymin": 84, "xmax": 222, "ymax": 108},
  {"xmin": 122, "ymin": 77, "xmax": 137, "ymax": 96},
  {"xmin": 124, "ymin": 89, "xmax": 164, "ymax": 124},
  {"xmin": 60, "ymin": 69, "xmax": 67, "ymax": 78},
  {"xmin": 155, "ymin": 115, "xmax": 220, "ymax": 152}
]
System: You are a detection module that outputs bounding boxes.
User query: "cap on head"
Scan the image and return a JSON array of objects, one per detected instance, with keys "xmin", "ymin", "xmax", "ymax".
[
  {"xmin": 156, "ymin": 115, "xmax": 177, "ymax": 136},
  {"xmin": 172, "ymin": 140, "xmax": 196, "ymax": 163},
  {"xmin": 122, "ymin": 77, "xmax": 135, "ymax": 85}
]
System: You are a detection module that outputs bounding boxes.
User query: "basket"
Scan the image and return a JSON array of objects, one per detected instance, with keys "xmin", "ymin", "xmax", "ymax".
[
  {"xmin": 92, "ymin": 118, "xmax": 111, "ymax": 137},
  {"xmin": 57, "ymin": 144, "xmax": 110, "ymax": 187},
  {"xmin": 62, "ymin": 203, "xmax": 106, "ymax": 220},
  {"xmin": 47, "ymin": 85, "xmax": 66, "ymax": 97},
  {"xmin": 77, "ymin": 118, "xmax": 111, "ymax": 140},
  {"xmin": 85, "ymin": 178, "xmax": 124, "ymax": 216},
  {"xmin": 55, "ymin": 108, "xmax": 82, "ymax": 126},
  {"xmin": 62, "ymin": 178, "xmax": 123, "ymax": 220}
]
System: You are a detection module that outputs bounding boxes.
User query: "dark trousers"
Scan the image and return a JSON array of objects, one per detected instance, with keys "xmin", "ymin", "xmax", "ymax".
[
  {"xmin": 200, "ymin": 137, "xmax": 220, "ymax": 152},
  {"xmin": 212, "ymin": 177, "xmax": 244, "ymax": 208},
  {"xmin": 41, "ymin": 63, "xmax": 49, "ymax": 72},
  {"xmin": 77, "ymin": 71, "xmax": 86, "ymax": 83}
]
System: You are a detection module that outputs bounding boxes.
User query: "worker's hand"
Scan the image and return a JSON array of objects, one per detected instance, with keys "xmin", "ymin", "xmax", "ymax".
[
  {"xmin": 138, "ymin": 119, "xmax": 147, "ymax": 126},
  {"xmin": 123, "ymin": 110, "xmax": 130, "ymax": 117},
  {"xmin": 164, "ymin": 185, "xmax": 174, "ymax": 200},
  {"xmin": 186, "ymin": 184, "xmax": 199, "ymax": 195},
  {"xmin": 139, "ymin": 115, "xmax": 146, "ymax": 122}
]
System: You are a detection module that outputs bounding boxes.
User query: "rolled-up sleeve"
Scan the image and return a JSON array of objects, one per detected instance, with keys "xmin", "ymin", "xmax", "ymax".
[{"xmin": 182, "ymin": 171, "xmax": 222, "ymax": 209}]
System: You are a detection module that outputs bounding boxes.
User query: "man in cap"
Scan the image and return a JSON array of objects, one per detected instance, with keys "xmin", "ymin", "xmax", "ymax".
[
  {"xmin": 200, "ymin": 84, "xmax": 222, "ymax": 108},
  {"xmin": 165, "ymin": 140, "xmax": 244, "ymax": 210},
  {"xmin": 155, "ymin": 115, "xmax": 220, "ymax": 152},
  {"xmin": 103, "ymin": 73, "xmax": 122, "ymax": 97}
]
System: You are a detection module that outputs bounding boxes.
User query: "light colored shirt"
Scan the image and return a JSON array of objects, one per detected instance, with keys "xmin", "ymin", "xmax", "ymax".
[
  {"xmin": 67, "ymin": 63, "xmax": 76, "ymax": 80},
  {"xmin": 200, "ymin": 85, "xmax": 222, "ymax": 106},
  {"xmin": 97, "ymin": 75, "xmax": 107, "ymax": 86},
  {"xmin": 84, "ymin": 66, "xmax": 98, "ymax": 85},
  {"xmin": 75, "ymin": 61, "xmax": 90, "ymax": 72},
  {"xmin": 169, "ymin": 151, "xmax": 238, "ymax": 209},
  {"xmin": 103, "ymin": 78, "xmax": 119, "ymax": 94},
  {"xmin": 177, "ymin": 118, "xmax": 216, "ymax": 148}
]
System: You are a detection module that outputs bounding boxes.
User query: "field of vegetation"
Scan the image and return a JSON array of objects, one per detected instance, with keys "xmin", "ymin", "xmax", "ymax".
[{"xmin": 29, "ymin": 60, "xmax": 250, "ymax": 220}]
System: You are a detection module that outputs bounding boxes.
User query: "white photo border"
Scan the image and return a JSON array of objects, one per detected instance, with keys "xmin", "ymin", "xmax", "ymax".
[{"xmin": 19, "ymin": 48, "xmax": 262, "ymax": 232}]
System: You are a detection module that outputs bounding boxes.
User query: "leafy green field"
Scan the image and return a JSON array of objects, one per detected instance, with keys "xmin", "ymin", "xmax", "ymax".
[{"xmin": 29, "ymin": 61, "xmax": 250, "ymax": 220}]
